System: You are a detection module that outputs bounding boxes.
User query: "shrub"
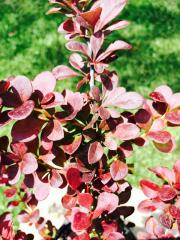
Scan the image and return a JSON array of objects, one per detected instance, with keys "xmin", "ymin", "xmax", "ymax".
[{"xmin": 0, "ymin": 0, "xmax": 179, "ymax": 239}]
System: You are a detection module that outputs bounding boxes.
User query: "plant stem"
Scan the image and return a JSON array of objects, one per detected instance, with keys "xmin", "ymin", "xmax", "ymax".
[{"xmin": 90, "ymin": 65, "xmax": 95, "ymax": 89}]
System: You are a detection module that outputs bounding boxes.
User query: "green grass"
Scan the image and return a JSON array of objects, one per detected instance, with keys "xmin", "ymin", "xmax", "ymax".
[
  {"xmin": 0, "ymin": 0, "xmax": 179, "ymax": 218},
  {"xmin": 0, "ymin": 0, "xmax": 179, "ymax": 94}
]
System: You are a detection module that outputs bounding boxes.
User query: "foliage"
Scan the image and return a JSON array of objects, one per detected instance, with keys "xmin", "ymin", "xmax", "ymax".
[{"xmin": 0, "ymin": 0, "xmax": 179, "ymax": 239}]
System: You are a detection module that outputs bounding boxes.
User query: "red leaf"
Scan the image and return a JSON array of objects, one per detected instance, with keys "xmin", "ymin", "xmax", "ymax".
[
  {"xmin": 169, "ymin": 205, "xmax": 180, "ymax": 219},
  {"xmin": 32, "ymin": 71, "xmax": 56, "ymax": 95},
  {"xmin": 111, "ymin": 123, "xmax": 140, "ymax": 140},
  {"xmin": 169, "ymin": 93, "xmax": 180, "ymax": 109},
  {"xmin": 41, "ymin": 92, "xmax": 64, "ymax": 109},
  {"xmin": 150, "ymin": 91, "xmax": 166, "ymax": 102},
  {"xmin": 110, "ymin": 160, "xmax": 128, "ymax": 181},
  {"xmin": 80, "ymin": 7, "xmax": 102, "ymax": 28},
  {"xmin": 97, "ymin": 40, "xmax": 131, "ymax": 62},
  {"xmin": 0, "ymin": 80, "xmax": 10, "ymax": 94},
  {"xmin": 159, "ymin": 213, "xmax": 173, "ymax": 229},
  {"xmin": 34, "ymin": 174, "xmax": 50, "ymax": 201},
  {"xmin": 8, "ymin": 100, "xmax": 34, "ymax": 120},
  {"xmin": 11, "ymin": 76, "xmax": 33, "ymax": 102},
  {"xmin": 116, "ymin": 92, "xmax": 144, "ymax": 109},
  {"xmin": 66, "ymin": 167, "xmax": 81, "ymax": 190},
  {"xmin": 69, "ymin": 53, "xmax": 84, "ymax": 71},
  {"xmin": 64, "ymin": 91, "xmax": 84, "ymax": 120},
  {"xmin": 78, "ymin": 193, "xmax": 93, "ymax": 210},
  {"xmin": 21, "ymin": 153, "xmax": 38, "ymax": 175},
  {"xmin": 90, "ymin": 31, "xmax": 104, "ymax": 58},
  {"xmin": 106, "ymin": 20, "xmax": 129, "ymax": 32},
  {"xmin": 165, "ymin": 110, "xmax": 180, "ymax": 125},
  {"xmin": 62, "ymin": 135, "xmax": 82, "ymax": 155},
  {"xmin": 52, "ymin": 65, "xmax": 79, "ymax": 80},
  {"xmin": 72, "ymin": 211, "xmax": 91, "ymax": 232},
  {"xmin": 58, "ymin": 19, "xmax": 75, "ymax": 33},
  {"xmin": 47, "ymin": 119, "xmax": 64, "ymax": 141},
  {"xmin": 8, "ymin": 165, "xmax": 21, "ymax": 185},
  {"xmin": 12, "ymin": 118, "xmax": 44, "ymax": 142},
  {"xmin": 149, "ymin": 166, "xmax": 175, "ymax": 184},
  {"xmin": 102, "ymin": 87, "xmax": 126, "ymax": 107},
  {"xmin": 138, "ymin": 199, "xmax": 159, "ymax": 213},
  {"xmin": 154, "ymin": 85, "xmax": 172, "ymax": 102},
  {"xmin": 140, "ymin": 179, "xmax": 160, "ymax": 198},
  {"xmin": 41, "ymin": 92, "xmax": 55, "ymax": 105},
  {"xmin": 103, "ymin": 88, "xmax": 143, "ymax": 109},
  {"xmin": 158, "ymin": 185, "xmax": 176, "ymax": 201},
  {"xmin": 11, "ymin": 142, "xmax": 28, "ymax": 158},
  {"xmin": 93, "ymin": 0, "xmax": 127, "ymax": 32},
  {"xmin": 135, "ymin": 109, "xmax": 151, "ymax": 124},
  {"xmin": 62, "ymin": 194, "xmax": 77, "ymax": 209},
  {"xmin": 50, "ymin": 170, "xmax": 63, "ymax": 188},
  {"xmin": 88, "ymin": 141, "xmax": 103, "ymax": 164},
  {"xmin": 66, "ymin": 41, "xmax": 90, "ymax": 57},
  {"xmin": 145, "ymin": 216, "xmax": 164, "ymax": 237},
  {"xmin": 93, "ymin": 192, "xmax": 119, "ymax": 219},
  {"xmin": 154, "ymin": 137, "xmax": 176, "ymax": 153},
  {"xmin": 147, "ymin": 131, "xmax": 171, "ymax": 144}
]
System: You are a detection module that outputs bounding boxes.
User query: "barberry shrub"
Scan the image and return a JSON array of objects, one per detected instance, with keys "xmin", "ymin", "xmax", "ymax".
[{"xmin": 0, "ymin": 0, "xmax": 179, "ymax": 239}]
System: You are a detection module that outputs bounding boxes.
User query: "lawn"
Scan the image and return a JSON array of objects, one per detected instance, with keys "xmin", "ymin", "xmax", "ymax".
[{"xmin": 0, "ymin": 0, "xmax": 179, "ymax": 215}]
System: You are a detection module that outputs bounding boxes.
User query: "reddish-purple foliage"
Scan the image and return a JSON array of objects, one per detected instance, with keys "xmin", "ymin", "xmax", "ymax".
[
  {"xmin": 0, "ymin": 0, "xmax": 179, "ymax": 239},
  {"xmin": 138, "ymin": 160, "xmax": 180, "ymax": 239}
]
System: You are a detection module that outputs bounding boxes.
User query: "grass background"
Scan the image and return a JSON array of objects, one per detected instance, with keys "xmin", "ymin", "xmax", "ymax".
[{"xmin": 0, "ymin": 0, "xmax": 179, "ymax": 214}]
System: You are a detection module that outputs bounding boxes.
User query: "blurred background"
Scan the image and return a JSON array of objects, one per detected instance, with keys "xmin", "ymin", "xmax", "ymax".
[{"xmin": 0, "ymin": 0, "xmax": 179, "ymax": 192}]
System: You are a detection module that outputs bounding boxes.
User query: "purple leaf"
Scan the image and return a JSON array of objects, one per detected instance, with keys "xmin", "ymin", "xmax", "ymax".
[
  {"xmin": 33, "ymin": 174, "xmax": 50, "ymax": 201},
  {"xmin": 11, "ymin": 76, "xmax": 33, "ymax": 102},
  {"xmin": 32, "ymin": 71, "xmax": 56, "ymax": 95},
  {"xmin": 93, "ymin": 192, "xmax": 119, "ymax": 219},
  {"xmin": 140, "ymin": 179, "xmax": 160, "ymax": 198},
  {"xmin": 80, "ymin": 7, "xmax": 102, "ymax": 28},
  {"xmin": 93, "ymin": 0, "xmax": 127, "ymax": 32},
  {"xmin": 41, "ymin": 92, "xmax": 64, "ymax": 109},
  {"xmin": 169, "ymin": 93, "xmax": 180, "ymax": 109},
  {"xmin": 50, "ymin": 170, "xmax": 63, "ymax": 188},
  {"xmin": 66, "ymin": 41, "xmax": 90, "ymax": 57},
  {"xmin": 58, "ymin": 19, "xmax": 75, "ymax": 33},
  {"xmin": 52, "ymin": 65, "xmax": 80, "ymax": 80},
  {"xmin": 110, "ymin": 160, "xmax": 128, "ymax": 181},
  {"xmin": 154, "ymin": 137, "xmax": 176, "ymax": 153},
  {"xmin": 8, "ymin": 100, "xmax": 34, "ymax": 120},
  {"xmin": 46, "ymin": 119, "xmax": 64, "ymax": 141},
  {"xmin": 147, "ymin": 131, "xmax": 172, "ymax": 144},
  {"xmin": 66, "ymin": 167, "xmax": 81, "ymax": 190},
  {"xmin": 62, "ymin": 135, "xmax": 82, "ymax": 155},
  {"xmin": 88, "ymin": 141, "xmax": 103, "ymax": 164},
  {"xmin": 165, "ymin": 110, "xmax": 180, "ymax": 125},
  {"xmin": 106, "ymin": 20, "xmax": 129, "ymax": 32},
  {"xmin": 115, "ymin": 92, "xmax": 144, "ymax": 109},
  {"xmin": 69, "ymin": 53, "xmax": 84, "ymax": 71},
  {"xmin": 158, "ymin": 185, "xmax": 176, "ymax": 201},
  {"xmin": 90, "ymin": 32, "xmax": 104, "ymax": 58},
  {"xmin": 102, "ymin": 87, "xmax": 126, "ymax": 107},
  {"xmin": 21, "ymin": 153, "xmax": 38, "ymax": 175},
  {"xmin": 111, "ymin": 123, "xmax": 140, "ymax": 140},
  {"xmin": 64, "ymin": 91, "xmax": 84, "ymax": 120},
  {"xmin": 97, "ymin": 40, "xmax": 131, "ymax": 62},
  {"xmin": 12, "ymin": 118, "xmax": 44, "ymax": 142}
]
